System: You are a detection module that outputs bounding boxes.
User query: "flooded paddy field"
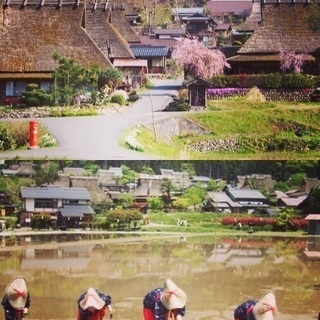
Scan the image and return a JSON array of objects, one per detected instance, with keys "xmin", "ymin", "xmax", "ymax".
[{"xmin": 0, "ymin": 232, "xmax": 319, "ymax": 320}]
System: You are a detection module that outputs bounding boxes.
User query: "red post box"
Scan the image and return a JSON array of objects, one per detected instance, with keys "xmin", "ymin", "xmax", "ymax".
[{"xmin": 28, "ymin": 120, "xmax": 39, "ymax": 149}]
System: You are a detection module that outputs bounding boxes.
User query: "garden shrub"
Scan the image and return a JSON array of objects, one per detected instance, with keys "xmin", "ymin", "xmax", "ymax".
[
  {"xmin": 128, "ymin": 90, "xmax": 139, "ymax": 102},
  {"xmin": 210, "ymin": 73, "xmax": 316, "ymax": 89},
  {"xmin": 111, "ymin": 94, "xmax": 126, "ymax": 105},
  {"xmin": 38, "ymin": 134, "xmax": 57, "ymax": 148},
  {"xmin": 262, "ymin": 73, "xmax": 282, "ymax": 89},
  {"xmin": 176, "ymin": 101, "xmax": 191, "ymax": 111},
  {"xmin": 0, "ymin": 127, "xmax": 16, "ymax": 151},
  {"xmin": 20, "ymin": 83, "xmax": 52, "ymax": 107},
  {"xmin": 7, "ymin": 121, "xmax": 29, "ymax": 148},
  {"xmin": 281, "ymin": 73, "xmax": 314, "ymax": 88}
]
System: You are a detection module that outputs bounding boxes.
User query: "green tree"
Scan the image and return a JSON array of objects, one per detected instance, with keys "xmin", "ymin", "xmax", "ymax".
[
  {"xmin": 106, "ymin": 209, "xmax": 142, "ymax": 229},
  {"xmin": 120, "ymin": 165, "xmax": 138, "ymax": 184},
  {"xmin": 118, "ymin": 193, "xmax": 134, "ymax": 208},
  {"xmin": 288, "ymin": 173, "xmax": 306, "ymax": 189},
  {"xmin": 100, "ymin": 68, "xmax": 123, "ymax": 93},
  {"xmin": 182, "ymin": 185, "xmax": 205, "ymax": 210},
  {"xmin": 141, "ymin": 166, "xmax": 155, "ymax": 175},
  {"xmin": 305, "ymin": 1, "xmax": 320, "ymax": 31},
  {"xmin": 207, "ymin": 179, "xmax": 218, "ymax": 191},
  {"xmin": 273, "ymin": 208, "xmax": 298, "ymax": 231},
  {"xmin": 33, "ymin": 162, "xmax": 60, "ymax": 186},
  {"xmin": 160, "ymin": 177, "xmax": 175, "ymax": 203},
  {"xmin": 53, "ymin": 53, "xmax": 86, "ymax": 106},
  {"xmin": 0, "ymin": 176, "xmax": 33, "ymax": 208},
  {"xmin": 147, "ymin": 197, "xmax": 164, "ymax": 210},
  {"xmin": 87, "ymin": 62, "xmax": 102, "ymax": 105}
]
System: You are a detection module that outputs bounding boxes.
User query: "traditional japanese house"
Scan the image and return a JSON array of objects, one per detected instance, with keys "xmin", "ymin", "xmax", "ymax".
[
  {"xmin": 0, "ymin": 0, "xmax": 141, "ymax": 105},
  {"xmin": 181, "ymin": 13, "xmax": 217, "ymax": 45},
  {"xmin": 228, "ymin": 0, "xmax": 320, "ymax": 74}
]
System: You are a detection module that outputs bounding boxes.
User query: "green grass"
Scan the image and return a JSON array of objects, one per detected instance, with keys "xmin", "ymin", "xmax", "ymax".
[{"xmin": 133, "ymin": 98, "xmax": 320, "ymax": 159}]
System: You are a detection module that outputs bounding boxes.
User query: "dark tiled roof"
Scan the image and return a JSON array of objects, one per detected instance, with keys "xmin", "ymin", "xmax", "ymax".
[
  {"xmin": 0, "ymin": 4, "xmax": 112, "ymax": 72},
  {"xmin": 239, "ymin": 2, "xmax": 320, "ymax": 54},
  {"xmin": 59, "ymin": 205, "xmax": 94, "ymax": 217},
  {"xmin": 139, "ymin": 36, "xmax": 180, "ymax": 48},
  {"xmin": 20, "ymin": 185, "xmax": 91, "ymax": 200},
  {"xmin": 215, "ymin": 23, "xmax": 232, "ymax": 31},
  {"xmin": 130, "ymin": 46, "xmax": 169, "ymax": 57},
  {"xmin": 155, "ymin": 28, "xmax": 186, "ymax": 36},
  {"xmin": 172, "ymin": 7, "xmax": 204, "ymax": 15},
  {"xmin": 206, "ymin": 1, "xmax": 252, "ymax": 15}
]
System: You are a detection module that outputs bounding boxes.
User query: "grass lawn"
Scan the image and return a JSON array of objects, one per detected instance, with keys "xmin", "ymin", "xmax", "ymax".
[{"xmin": 134, "ymin": 99, "xmax": 320, "ymax": 159}]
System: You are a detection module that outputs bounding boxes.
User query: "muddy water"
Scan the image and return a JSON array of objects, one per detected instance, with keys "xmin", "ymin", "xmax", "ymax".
[{"xmin": 0, "ymin": 233, "xmax": 319, "ymax": 320}]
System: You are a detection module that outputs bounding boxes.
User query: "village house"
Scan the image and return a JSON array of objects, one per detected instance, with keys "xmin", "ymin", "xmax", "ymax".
[
  {"xmin": 203, "ymin": 191, "xmax": 243, "ymax": 213},
  {"xmin": 171, "ymin": 7, "xmax": 204, "ymax": 22},
  {"xmin": 225, "ymin": 188, "xmax": 268, "ymax": 212},
  {"xmin": 181, "ymin": 13, "xmax": 217, "ymax": 45},
  {"xmin": 0, "ymin": 0, "xmax": 143, "ymax": 105},
  {"xmin": 228, "ymin": 0, "xmax": 320, "ymax": 74},
  {"xmin": 130, "ymin": 45, "xmax": 169, "ymax": 74},
  {"xmin": 206, "ymin": 0, "xmax": 253, "ymax": 24},
  {"xmin": 19, "ymin": 185, "xmax": 94, "ymax": 229}
]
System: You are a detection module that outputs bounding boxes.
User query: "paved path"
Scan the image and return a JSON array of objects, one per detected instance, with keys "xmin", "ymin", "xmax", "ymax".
[{"xmin": 0, "ymin": 78, "xmax": 183, "ymax": 160}]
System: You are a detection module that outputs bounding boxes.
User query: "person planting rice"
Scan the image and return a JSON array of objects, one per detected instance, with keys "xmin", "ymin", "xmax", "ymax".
[
  {"xmin": 77, "ymin": 288, "xmax": 114, "ymax": 320},
  {"xmin": 143, "ymin": 278, "xmax": 187, "ymax": 320},
  {"xmin": 234, "ymin": 291, "xmax": 277, "ymax": 320},
  {"xmin": 2, "ymin": 277, "xmax": 31, "ymax": 320}
]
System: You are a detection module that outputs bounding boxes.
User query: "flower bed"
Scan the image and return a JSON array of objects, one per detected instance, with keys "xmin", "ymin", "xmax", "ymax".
[{"xmin": 207, "ymin": 88, "xmax": 313, "ymax": 102}]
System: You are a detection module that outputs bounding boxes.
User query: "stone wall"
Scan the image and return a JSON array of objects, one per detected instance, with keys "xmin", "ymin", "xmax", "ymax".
[
  {"xmin": 151, "ymin": 117, "xmax": 209, "ymax": 139},
  {"xmin": 207, "ymin": 89, "xmax": 313, "ymax": 102}
]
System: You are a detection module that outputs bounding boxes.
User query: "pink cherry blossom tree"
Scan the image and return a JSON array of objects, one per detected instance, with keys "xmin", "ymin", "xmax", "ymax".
[
  {"xmin": 279, "ymin": 50, "xmax": 308, "ymax": 73},
  {"xmin": 171, "ymin": 38, "xmax": 230, "ymax": 79}
]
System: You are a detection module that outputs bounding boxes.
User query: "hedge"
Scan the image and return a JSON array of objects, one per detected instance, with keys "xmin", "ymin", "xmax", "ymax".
[{"xmin": 210, "ymin": 73, "xmax": 320, "ymax": 89}]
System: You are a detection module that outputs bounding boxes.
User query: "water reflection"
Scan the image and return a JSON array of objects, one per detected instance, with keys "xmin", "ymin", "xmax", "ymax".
[{"xmin": 0, "ymin": 233, "xmax": 319, "ymax": 320}]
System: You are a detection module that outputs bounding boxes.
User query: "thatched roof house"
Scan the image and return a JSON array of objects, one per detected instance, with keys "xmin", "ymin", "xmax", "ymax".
[
  {"xmin": 0, "ymin": 0, "xmax": 141, "ymax": 104},
  {"xmin": 228, "ymin": 0, "xmax": 320, "ymax": 74}
]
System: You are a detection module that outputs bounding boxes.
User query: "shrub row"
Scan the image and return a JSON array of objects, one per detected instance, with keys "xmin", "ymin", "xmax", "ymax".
[
  {"xmin": 221, "ymin": 216, "xmax": 308, "ymax": 231},
  {"xmin": 210, "ymin": 73, "xmax": 320, "ymax": 89}
]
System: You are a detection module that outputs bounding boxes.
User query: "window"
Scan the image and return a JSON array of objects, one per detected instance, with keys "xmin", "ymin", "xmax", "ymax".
[
  {"xmin": 35, "ymin": 199, "xmax": 58, "ymax": 209},
  {"xmin": 5, "ymin": 81, "xmax": 27, "ymax": 96}
]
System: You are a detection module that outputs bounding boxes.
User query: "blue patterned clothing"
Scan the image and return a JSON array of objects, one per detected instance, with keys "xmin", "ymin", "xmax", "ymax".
[
  {"xmin": 143, "ymin": 288, "xmax": 186, "ymax": 320},
  {"xmin": 234, "ymin": 300, "xmax": 257, "ymax": 320}
]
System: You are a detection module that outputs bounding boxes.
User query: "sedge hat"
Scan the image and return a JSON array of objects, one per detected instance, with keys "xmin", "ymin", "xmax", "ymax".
[
  {"xmin": 160, "ymin": 279, "xmax": 187, "ymax": 310},
  {"xmin": 79, "ymin": 288, "xmax": 105, "ymax": 311},
  {"xmin": 5, "ymin": 277, "xmax": 28, "ymax": 310},
  {"xmin": 253, "ymin": 291, "xmax": 277, "ymax": 320}
]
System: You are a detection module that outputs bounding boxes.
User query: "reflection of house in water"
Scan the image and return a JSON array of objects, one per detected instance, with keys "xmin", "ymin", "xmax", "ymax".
[
  {"xmin": 303, "ymin": 237, "xmax": 320, "ymax": 260},
  {"xmin": 207, "ymin": 242, "xmax": 264, "ymax": 266},
  {"xmin": 21, "ymin": 245, "xmax": 94, "ymax": 274}
]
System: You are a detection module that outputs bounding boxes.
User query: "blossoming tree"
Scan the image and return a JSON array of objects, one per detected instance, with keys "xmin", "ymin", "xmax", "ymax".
[
  {"xmin": 279, "ymin": 50, "xmax": 308, "ymax": 73},
  {"xmin": 171, "ymin": 38, "xmax": 230, "ymax": 79}
]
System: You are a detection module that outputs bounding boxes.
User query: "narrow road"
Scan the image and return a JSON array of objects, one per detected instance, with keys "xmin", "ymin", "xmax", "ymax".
[{"xmin": 0, "ymin": 78, "xmax": 183, "ymax": 160}]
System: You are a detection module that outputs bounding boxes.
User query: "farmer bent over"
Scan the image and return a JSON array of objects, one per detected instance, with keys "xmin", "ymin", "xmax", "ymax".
[
  {"xmin": 234, "ymin": 291, "xmax": 277, "ymax": 320},
  {"xmin": 77, "ymin": 288, "xmax": 114, "ymax": 320},
  {"xmin": 143, "ymin": 279, "xmax": 187, "ymax": 320},
  {"xmin": 2, "ymin": 277, "xmax": 31, "ymax": 320}
]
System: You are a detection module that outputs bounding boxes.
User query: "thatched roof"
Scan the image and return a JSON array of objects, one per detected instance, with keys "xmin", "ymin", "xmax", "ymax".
[
  {"xmin": 236, "ymin": 0, "xmax": 261, "ymax": 32},
  {"xmin": 85, "ymin": 6, "xmax": 135, "ymax": 59},
  {"xmin": 0, "ymin": 2, "xmax": 112, "ymax": 73},
  {"xmin": 110, "ymin": 8, "xmax": 141, "ymax": 43},
  {"xmin": 238, "ymin": 1, "xmax": 320, "ymax": 55}
]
